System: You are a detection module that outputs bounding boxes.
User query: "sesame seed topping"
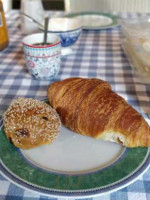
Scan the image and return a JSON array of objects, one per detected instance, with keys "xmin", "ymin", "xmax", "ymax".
[{"xmin": 3, "ymin": 97, "xmax": 61, "ymax": 149}]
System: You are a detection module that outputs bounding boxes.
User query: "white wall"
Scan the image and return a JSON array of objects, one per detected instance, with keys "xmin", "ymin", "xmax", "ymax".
[{"xmin": 65, "ymin": 0, "xmax": 150, "ymax": 13}]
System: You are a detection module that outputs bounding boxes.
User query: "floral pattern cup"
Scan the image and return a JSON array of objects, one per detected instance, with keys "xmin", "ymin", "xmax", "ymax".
[{"xmin": 22, "ymin": 33, "xmax": 61, "ymax": 80}]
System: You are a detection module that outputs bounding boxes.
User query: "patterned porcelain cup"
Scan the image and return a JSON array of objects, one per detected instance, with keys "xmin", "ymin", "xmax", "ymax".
[{"xmin": 22, "ymin": 33, "xmax": 61, "ymax": 80}]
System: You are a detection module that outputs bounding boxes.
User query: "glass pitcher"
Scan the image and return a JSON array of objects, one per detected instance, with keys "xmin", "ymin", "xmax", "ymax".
[{"xmin": 20, "ymin": 0, "xmax": 45, "ymax": 34}]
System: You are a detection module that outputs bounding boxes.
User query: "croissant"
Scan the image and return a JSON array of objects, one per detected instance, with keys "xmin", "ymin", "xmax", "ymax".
[{"xmin": 48, "ymin": 77, "xmax": 150, "ymax": 147}]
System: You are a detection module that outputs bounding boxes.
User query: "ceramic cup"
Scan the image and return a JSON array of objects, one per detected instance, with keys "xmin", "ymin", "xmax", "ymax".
[{"xmin": 22, "ymin": 33, "xmax": 61, "ymax": 80}]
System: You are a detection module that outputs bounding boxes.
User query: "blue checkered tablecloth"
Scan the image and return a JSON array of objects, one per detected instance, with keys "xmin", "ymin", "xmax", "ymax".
[{"xmin": 0, "ymin": 10, "xmax": 150, "ymax": 200}]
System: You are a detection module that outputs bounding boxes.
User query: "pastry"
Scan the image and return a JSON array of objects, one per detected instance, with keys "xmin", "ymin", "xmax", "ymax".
[
  {"xmin": 48, "ymin": 77, "xmax": 150, "ymax": 147},
  {"xmin": 3, "ymin": 98, "xmax": 61, "ymax": 149}
]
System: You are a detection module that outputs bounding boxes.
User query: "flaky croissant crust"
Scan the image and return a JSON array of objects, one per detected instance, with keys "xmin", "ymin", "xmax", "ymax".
[{"xmin": 48, "ymin": 77, "xmax": 150, "ymax": 147}]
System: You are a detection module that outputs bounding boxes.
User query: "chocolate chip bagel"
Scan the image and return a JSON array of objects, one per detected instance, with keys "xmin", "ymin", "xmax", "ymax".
[{"xmin": 3, "ymin": 98, "xmax": 61, "ymax": 149}]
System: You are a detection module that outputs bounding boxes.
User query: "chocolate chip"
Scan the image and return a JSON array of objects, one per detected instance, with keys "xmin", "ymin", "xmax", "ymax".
[
  {"xmin": 8, "ymin": 137, "xmax": 13, "ymax": 144},
  {"xmin": 117, "ymin": 137, "xmax": 123, "ymax": 145},
  {"xmin": 42, "ymin": 116, "xmax": 48, "ymax": 120},
  {"xmin": 16, "ymin": 128, "xmax": 29, "ymax": 137}
]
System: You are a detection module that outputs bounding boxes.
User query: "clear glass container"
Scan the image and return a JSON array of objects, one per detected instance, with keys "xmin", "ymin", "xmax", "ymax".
[
  {"xmin": 120, "ymin": 17, "xmax": 150, "ymax": 83},
  {"xmin": 20, "ymin": 0, "xmax": 45, "ymax": 34}
]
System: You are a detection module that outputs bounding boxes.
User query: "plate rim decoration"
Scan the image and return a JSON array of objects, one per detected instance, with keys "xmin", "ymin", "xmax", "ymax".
[{"xmin": 65, "ymin": 12, "xmax": 119, "ymax": 30}]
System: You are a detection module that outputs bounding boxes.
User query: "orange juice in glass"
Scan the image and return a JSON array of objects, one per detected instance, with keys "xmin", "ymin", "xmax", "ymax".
[{"xmin": 0, "ymin": 0, "xmax": 9, "ymax": 51}]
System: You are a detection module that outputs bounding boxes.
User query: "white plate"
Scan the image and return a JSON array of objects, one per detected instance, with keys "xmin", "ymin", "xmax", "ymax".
[
  {"xmin": 0, "ymin": 118, "xmax": 150, "ymax": 198},
  {"xmin": 21, "ymin": 126, "xmax": 124, "ymax": 174},
  {"xmin": 65, "ymin": 12, "xmax": 118, "ymax": 30}
]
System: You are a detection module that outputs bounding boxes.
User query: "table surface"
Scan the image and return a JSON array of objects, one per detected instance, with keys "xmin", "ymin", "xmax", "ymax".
[{"xmin": 0, "ymin": 10, "xmax": 150, "ymax": 200}]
